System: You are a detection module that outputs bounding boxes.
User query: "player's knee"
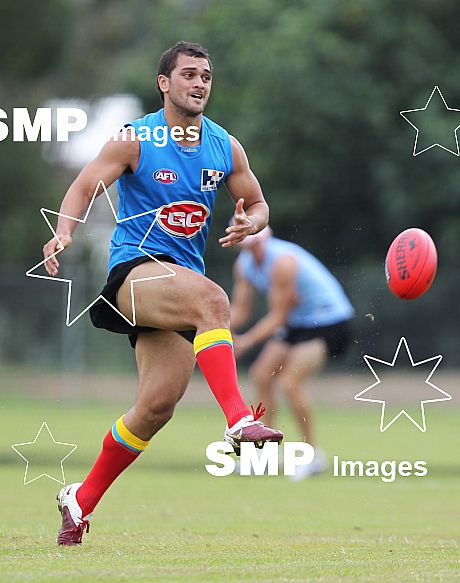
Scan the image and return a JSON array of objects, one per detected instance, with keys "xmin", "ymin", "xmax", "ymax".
[
  {"xmin": 200, "ymin": 285, "xmax": 230, "ymax": 326},
  {"xmin": 140, "ymin": 394, "xmax": 176, "ymax": 428},
  {"xmin": 250, "ymin": 359, "xmax": 284, "ymax": 385},
  {"xmin": 278, "ymin": 374, "xmax": 298, "ymax": 396},
  {"xmin": 249, "ymin": 362, "xmax": 271, "ymax": 385}
]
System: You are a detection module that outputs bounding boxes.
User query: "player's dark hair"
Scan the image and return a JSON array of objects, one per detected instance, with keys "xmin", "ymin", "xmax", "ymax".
[{"xmin": 157, "ymin": 41, "xmax": 212, "ymax": 102}]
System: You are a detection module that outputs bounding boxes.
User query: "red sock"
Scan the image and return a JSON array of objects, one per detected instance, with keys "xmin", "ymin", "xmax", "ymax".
[
  {"xmin": 76, "ymin": 418, "xmax": 149, "ymax": 516},
  {"xmin": 194, "ymin": 329, "xmax": 251, "ymax": 427}
]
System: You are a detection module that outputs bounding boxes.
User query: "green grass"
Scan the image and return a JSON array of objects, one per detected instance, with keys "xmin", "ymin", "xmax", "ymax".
[{"xmin": 0, "ymin": 394, "xmax": 458, "ymax": 582}]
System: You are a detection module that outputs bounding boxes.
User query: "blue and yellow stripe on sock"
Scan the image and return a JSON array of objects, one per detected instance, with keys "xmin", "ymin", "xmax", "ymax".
[
  {"xmin": 193, "ymin": 328, "xmax": 233, "ymax": 355},
  {"xmin": 111, "ymin": 416, "xmax": 150, "ymax": 454}
]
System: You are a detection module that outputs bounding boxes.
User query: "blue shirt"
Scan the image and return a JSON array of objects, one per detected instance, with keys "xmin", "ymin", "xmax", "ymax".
[
  {"xmin": 237, "ymin": 238, "xmax": 354, "ymax": 327},
  {"xmin": 109, "ymin": 109, "xmax": 233, "ymax": 274}
]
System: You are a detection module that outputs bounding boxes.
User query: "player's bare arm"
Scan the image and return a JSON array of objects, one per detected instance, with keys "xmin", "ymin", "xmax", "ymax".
[
  {"xmin": 229, "ymin": 265, "xmax": 254, "ymax": 330},
  {"xmin": 43, "ymin": 137, "xmax": 139, "ymax": 276},
  {"xmin": 219, "ymin": 136, "xmax": 269, "ymax": 248},
  {"xmin": 234, "ymin": 256, "xmax": 298, "ymax": 357}
]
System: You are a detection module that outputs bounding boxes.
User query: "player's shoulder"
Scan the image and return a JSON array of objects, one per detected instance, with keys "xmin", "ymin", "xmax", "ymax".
[
  {"xmin": 100, "ymin": 127, "xmax": 141, "ymax": 172},
  {"xmin": 272, "ymin": 253, "xmax": 298, "ymax": 276},
  {"xmin": 203, "ymin": 115, "xmax": 234, "ymax": 172},
  {"xmin": 129, "ymin": 109, "xmax": 163, "ymax": 130},
  {"xmin": 269, "ymin": 256, "xmax": 297, "ymax": 291},
  {"xmin": 271, "ymin": 237, "xmax": 307, "ymax": 257},
  {"xmin": 202, "ymin": 115, "xmax": 231, "ymax": 142},
  {"xmin": 268, "ymin": 240, "xmax": 299, "ymax": 277},
  {"xmin": 104, "ymin": 132, "xmax": 139, "ymax": 155}
]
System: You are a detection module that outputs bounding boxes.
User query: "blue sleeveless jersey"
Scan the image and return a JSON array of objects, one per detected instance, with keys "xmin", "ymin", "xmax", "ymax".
[
  {"xmin": 237, "ymin": 238, "xmax": 354, "ymax": 327},
  {"xmin": 109, "ymin": 109, "xmax": 233, "ymax": 274}
]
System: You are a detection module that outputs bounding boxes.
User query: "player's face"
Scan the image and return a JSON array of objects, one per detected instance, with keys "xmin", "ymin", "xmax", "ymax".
[{"xmin": 162, "ymin": 54, "xmax": 212, "ymax": 116}]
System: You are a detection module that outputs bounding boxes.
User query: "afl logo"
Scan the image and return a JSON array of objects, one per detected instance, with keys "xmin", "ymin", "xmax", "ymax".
[
  {"xmin": 153, "ymin": 169, "xmax": 178, "ymax": 184},
  {"xmin": 157, "ymin": 201, "xmax": 210, "ymax": 239}
]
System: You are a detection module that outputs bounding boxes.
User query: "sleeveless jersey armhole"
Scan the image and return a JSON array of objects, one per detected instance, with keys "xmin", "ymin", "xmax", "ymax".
[
  {"xmin": 125, "ymin": 124, "xmax": 146, "ymax": 177},
  {"xmin": 225, "ymin": 132, "xmax": 234, "ymax": 175}
]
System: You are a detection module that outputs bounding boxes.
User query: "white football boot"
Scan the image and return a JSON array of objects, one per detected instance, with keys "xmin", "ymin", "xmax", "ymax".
[
  {"xmin": 56, "ymin": 482, "xmax": 92, "ymax": 545},
  {"xmin": 224, "ymin": 404, "xmax": 283, "ymax": 456}
]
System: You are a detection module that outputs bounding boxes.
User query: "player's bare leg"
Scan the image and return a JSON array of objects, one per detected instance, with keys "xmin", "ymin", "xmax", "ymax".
[
  {"xmin": 57, "ymin": 331, "xmax": 195, "ymax": 545},
  {"xmin": 123, "ymin": 331, "xmax": 196, "ymax": 440},
  {"xmin": 277, "ymin": 338, "xmax": 328, "ymax": 479},
  {"xmin": 249, "ymin": 340, "xmax": 289, "ymax": 427},
  {"xmin": 117, "ymin": 260, "xmax": 283, "ymax": 451},
  {"xmin": 277, "ymin": 338, "xmax": 327, "ymax": 445},
  {"xmin": 117, "ymin": 260, "xmax": 235, "ymax": 334}
]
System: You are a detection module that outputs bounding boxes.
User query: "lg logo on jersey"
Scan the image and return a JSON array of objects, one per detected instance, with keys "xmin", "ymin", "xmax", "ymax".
[{"xmin": 157, "ymin": 201, "xmax": 210, "ymax": 238}]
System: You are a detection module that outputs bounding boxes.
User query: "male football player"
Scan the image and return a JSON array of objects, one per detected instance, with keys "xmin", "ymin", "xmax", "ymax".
[
  {"xmin": 230, "ymin": 226, "xmax": 354, "ymax": 477},
  {"xmin": 43, "ymin": 41, "xmax": 283, "ymax": 545}
]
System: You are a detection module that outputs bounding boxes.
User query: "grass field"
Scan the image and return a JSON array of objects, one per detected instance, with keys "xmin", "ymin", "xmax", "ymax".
[{"xmin": 0, "ymin": 389, "xmax": 459, "ymax": 582}]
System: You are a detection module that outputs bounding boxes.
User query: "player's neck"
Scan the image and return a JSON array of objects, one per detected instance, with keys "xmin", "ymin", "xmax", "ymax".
[{"xmin": 163, "ymin": 103, "xmax": 202, "ymax": 146}]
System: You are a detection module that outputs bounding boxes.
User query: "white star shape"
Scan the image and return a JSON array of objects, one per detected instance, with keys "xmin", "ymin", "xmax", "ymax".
[
  {"xmin": 11, "ymin": 422, "xmax": 77, "ymax": 485},
  {"xmin": 400, "ymin": 86, "xmax": 460, "ymax": 156},
  {"xmin": 354, "ymin": 337, "xmax": 452, "ymax": 432},
  {"xmin": 26, "ymin": 180, "xmax": 176, "ymax": 326}
]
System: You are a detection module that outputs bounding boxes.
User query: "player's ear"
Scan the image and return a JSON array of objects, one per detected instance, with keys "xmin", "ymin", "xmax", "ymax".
[{"xmin": 157, "ymin": 75, "xmax": 169, "ymax": 95}]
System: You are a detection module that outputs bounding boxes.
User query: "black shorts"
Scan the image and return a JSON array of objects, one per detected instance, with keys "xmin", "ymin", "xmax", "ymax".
[
  {"xmin": 89, "ymin": 255, "xmax": 196, "ymax": 349},
  {"xmin": 274, "ymin": 320, "xmax": 352, "ymax": 358}
]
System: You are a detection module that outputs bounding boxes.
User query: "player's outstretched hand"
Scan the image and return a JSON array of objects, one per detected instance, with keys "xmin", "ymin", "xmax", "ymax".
[
  {"xmin": 43, "ymin": 234, "xmax": 72, "ymax": 277},
  {"xmin": 219, "ymin": 198, "xmax": 256, "ymax": 248}
]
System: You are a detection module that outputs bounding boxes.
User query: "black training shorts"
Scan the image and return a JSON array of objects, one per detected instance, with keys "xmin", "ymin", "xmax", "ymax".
[
  {"xmin": 89, "ymin": 255, "xmax": 195, "ymax": 349},
  {"xmin": 273, "ymin": 320, "xmax": 352, "ymax": 358}
]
